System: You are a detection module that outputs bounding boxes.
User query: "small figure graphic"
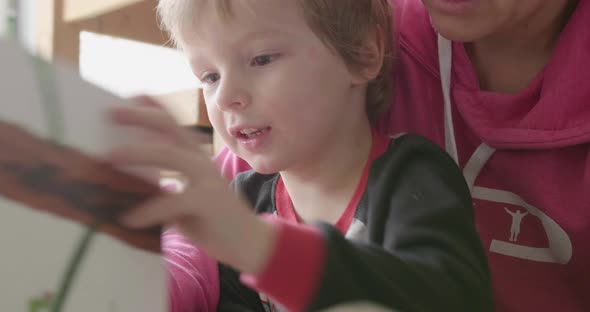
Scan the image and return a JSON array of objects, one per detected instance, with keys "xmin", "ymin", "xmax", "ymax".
[{"xmin": 504, "ymin": 208, "xmax": 529, "ymax": 242}]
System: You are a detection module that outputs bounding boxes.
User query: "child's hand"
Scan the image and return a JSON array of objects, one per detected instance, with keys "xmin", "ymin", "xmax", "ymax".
[{"xmin": 107, "ymin": 97, "xmax": 276, "ymax": 274}]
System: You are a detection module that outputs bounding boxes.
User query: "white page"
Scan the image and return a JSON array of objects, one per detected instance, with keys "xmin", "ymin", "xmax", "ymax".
[{"xmin": 0, "ymin": 39, "xmax": 166, "ymax": 312}]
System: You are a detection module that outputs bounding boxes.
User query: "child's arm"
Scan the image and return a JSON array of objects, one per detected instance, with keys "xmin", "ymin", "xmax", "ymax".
[
  {"xmin": 238, "ymin": 135, "xmax": 493, "ymax": 311},
  {"xmin": 107, "ymin": 102, "xmax": 491, "ymax": 312}
]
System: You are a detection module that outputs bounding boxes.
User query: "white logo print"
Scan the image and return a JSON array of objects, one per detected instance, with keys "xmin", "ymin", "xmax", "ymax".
[
  {"xmin": 437, "ymin": 34, "xmax": 573, "ymax": 266},
  {"xmin": 464, "ymin": 144, "xmax": 572, "ymax": 264}
]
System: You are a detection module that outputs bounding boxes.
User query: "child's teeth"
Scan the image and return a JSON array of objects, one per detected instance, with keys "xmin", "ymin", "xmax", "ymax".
[
  {"xmin": 240, "ymin": 128, "xmax": 268, "ymax": 138},
  {"xmin": 242, "ymin": 128, "xmax": 264, "ymax": 136},
  {"xmin": 241, "ymin": 128, "xmax": 257, "ymax": 135}
]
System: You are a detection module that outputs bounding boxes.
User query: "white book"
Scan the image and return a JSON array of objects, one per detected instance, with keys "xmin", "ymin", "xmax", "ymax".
[{"xmin": 0, "ymin": 39, "xmax": 166, "ymax": 312}]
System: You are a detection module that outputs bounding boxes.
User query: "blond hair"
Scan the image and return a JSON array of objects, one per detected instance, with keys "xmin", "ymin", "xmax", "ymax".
[{"xmin": 157, "ymin": 0, "xmax": 394, "ymax": 121}]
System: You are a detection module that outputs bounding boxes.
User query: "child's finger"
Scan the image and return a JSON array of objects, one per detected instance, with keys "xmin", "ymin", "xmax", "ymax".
[
  {"xmin": 109, "ymin": 105, "xmax": 195, "ymax": 148},
  {"xmin": 185, "ymin": 127, "xmax": 213, "ymax": 146},
  {"xmin": 132, "ymin": 95, "xmax": 167, "ymax": 111},
  {"xmin": 107, "ymin": 143, "xmax": 206, "ymax": 177},
  {"xmin": 120, "ymin": 195, "xmax": 193, "ymax": 228},
  {"xmin": 109, "ymin": 105, "xmax": 178, "ymax": 135}
]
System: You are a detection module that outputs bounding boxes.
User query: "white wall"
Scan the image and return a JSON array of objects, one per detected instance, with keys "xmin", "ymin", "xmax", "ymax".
[
  {"xmin": 0, "ymin": 0, "xmax": 7, "ymax": 37},
  {"xmin": 79, "ymin": 31, "xmax": 196, "ymax": 97},
  {"xmin": 79, "ymin": 32, "xmax": 199, "ymax": 125},
  {"xmin": 17, "ymin": 0, "xmax": 37, "ymax": 53},
  {"xmin": 0, "ymin": 0, "xmax": 37, "ymax": 51}
]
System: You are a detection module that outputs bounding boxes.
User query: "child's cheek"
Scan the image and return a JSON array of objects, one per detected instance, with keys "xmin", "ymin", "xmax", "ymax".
[{"xmin": 307, "ymin": 46, "xmax": 319, "ymax": 58}]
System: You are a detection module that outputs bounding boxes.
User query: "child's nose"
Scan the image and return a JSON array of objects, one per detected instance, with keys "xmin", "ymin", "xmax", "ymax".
[{"xmin": 215, "ymin": 79, "xmax": 250, "ymax": 111}]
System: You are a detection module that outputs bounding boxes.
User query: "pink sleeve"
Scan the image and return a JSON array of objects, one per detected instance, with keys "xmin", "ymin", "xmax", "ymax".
[
  {"xmin": 163, "ymin": 229, "xmax": 219, "ymax": 312},
  {"xmin": 214, "ymin": 146, "xmax": 252, "ymax": 181}
]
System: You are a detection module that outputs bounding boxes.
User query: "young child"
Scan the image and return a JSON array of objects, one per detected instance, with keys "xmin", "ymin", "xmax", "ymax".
[{"xmin": 108, "ymin": 0, "xmax": 493, "ymax": 311}]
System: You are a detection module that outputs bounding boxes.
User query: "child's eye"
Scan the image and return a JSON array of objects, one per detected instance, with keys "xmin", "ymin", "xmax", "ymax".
[
  {"xmin": 200, "ymin": 73, "xmax": 220, "ymax": 85},
  {"xmin": 250, "ymin": 54, "xmax": 279, "ymax": 67}
]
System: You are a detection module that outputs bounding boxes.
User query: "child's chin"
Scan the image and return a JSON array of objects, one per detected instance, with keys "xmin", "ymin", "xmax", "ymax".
[{"xmin": 248, "ymin": 160, "xmax": 282, "ymax": 175}]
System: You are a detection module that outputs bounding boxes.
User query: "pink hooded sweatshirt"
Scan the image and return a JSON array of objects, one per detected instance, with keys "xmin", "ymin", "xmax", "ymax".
[
  {"xmin": 166, "ymin": 0, "xmax": 590, "ymax": 311},
  {"xmin": 385, "ymin": 1, "xmax": 590, "ymax": 311}
]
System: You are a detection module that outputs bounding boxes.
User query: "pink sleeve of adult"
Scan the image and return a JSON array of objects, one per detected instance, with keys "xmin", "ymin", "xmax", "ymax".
[
  {"xmin": 214, "ymin": 146, "xmax": 252, "ymax": 181},
  {"xmin": 163, "ymin": 229, "xmax": 220, "ymax": 312}
]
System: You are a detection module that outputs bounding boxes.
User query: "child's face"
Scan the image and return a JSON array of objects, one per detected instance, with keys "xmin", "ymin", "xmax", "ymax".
[
  {"xmin": 184, "ymin": 0, "xmax": 368, "ymax": 174},
  {"xmin": 422, "ymin": 0, "xmax": 558, "ymax": 42}
]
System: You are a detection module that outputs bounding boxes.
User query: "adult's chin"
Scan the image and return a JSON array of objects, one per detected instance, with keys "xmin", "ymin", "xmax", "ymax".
[
  {"xmin": 429, "ymin": 13, "xmax": 491, "ymax": 42},
  {"xmin": 423, "ymin": 0, "xmax": 493, "ymax": 42}
]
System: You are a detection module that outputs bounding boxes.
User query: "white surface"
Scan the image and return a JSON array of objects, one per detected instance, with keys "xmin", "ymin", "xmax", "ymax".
[
  {"xmin": 79, "ymin": 32, "xmax": 201, "ymax": 125},
  {"xmin": 79, "ymin": 31, "xmax": 197, "ymax": 98},
  {"xmin": 0, "ymin": 0, "xmax": 7, "ymax": 37},
  {"xmin": 17, "ymin": 0, "xmax": 38, "ymax": 54},
  {"xmin": 63, "ymin": 0, "xmax": 144, "ymax": 22},
  {"xmin": 0, "ymin": 39, "xmax": 166, "ymax": 311},
  {"xmin": 0, "ymin": 198, "xmax": 165, "ymax": 312}
]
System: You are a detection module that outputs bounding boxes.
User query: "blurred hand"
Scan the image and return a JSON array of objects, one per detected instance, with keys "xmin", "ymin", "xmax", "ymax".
[{"xmin": 107, "ymin": 96, "xmax": 276, "ymax": 274}]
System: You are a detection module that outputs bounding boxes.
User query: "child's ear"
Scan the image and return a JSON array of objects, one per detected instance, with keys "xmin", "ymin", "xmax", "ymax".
[{"xmin": 352, "ymin": 26, "xmax": 385, "ymax": 84}]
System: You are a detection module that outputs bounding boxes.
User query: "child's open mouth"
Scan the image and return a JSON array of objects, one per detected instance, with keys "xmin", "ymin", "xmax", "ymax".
[
  {"xmin": 237, "ymin": 127, "xmax": 271, "ymax": 139},
  {"xmin": 231, "ymin": 126, "xmax": 272, "ymax": 152}
]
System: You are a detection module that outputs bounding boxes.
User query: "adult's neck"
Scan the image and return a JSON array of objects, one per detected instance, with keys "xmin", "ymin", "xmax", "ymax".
[{"xmin": 465, "ymin": 0, "xmax": 577, "ymax": 93}]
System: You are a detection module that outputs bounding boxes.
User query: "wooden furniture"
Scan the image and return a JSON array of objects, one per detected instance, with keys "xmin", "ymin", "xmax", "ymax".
[{"xmin": 36, "ymin": 0, "xmax": 212, "ymax": 133}]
